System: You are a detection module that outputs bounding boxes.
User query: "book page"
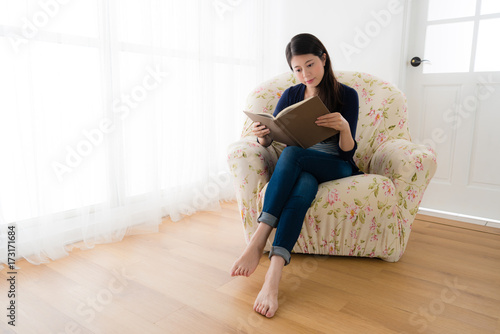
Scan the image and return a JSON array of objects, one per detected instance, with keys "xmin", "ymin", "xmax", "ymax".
[
  {"xmin": 276, "ymin": 96, "xmax": 315, "ymax": 119},
  {"xmin": 243, "ymin": 111, "xmax": 297, "ymax": 146}
]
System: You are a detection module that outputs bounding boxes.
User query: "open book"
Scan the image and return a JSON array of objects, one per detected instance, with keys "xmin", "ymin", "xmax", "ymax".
[{"xmin": 243, "ymin": 96, "xmax": 339, "ymax": 148}]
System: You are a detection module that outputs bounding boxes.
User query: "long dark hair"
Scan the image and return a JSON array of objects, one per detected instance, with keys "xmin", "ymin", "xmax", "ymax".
[{"xmin": 285, "ymin": 33, "xmax": 343, "ymax": 113}]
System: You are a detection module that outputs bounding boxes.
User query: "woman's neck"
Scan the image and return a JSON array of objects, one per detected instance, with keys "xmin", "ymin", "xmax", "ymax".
[{"xmin": 304, "ymin": 85, "xmax": 318, "ymax": 99}]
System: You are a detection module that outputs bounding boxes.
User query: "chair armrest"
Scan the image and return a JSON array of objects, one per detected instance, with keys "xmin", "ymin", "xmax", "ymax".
[
  {"xmin": 370, "ymin": 139, "xmax": 438, "ymax": 215},
  {"xmin": 226, "ymin": 137, "xmax": 281, "ymax": 228},
  {"xmin": 227, "ymin": 137, "xmax": 280, "ymax": 178}
]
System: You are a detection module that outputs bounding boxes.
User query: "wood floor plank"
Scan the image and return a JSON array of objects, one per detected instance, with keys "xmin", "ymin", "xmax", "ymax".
[{"xmin": 155, "ymin": 305, "xmax": 237, "ymax": 334}]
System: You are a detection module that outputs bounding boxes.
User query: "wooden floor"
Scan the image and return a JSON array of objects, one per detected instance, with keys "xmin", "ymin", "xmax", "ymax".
[{"xmin": 1, "ymin": 201, "xmax": 499, "ymax": 334}]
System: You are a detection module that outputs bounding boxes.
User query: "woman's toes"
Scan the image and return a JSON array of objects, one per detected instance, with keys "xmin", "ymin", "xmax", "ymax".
[
  {"xmin": 254, "ymin": 301, "xmax": 263, "ymax": 315},
  {"xmin": 230, "ymin": 263, "xmax": 238, "ymax": 276}
]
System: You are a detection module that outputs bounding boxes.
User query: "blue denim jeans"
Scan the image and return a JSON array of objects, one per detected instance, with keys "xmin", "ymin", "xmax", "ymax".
[{"xmin": 258, "ymin": 146, "xmax": 354, "ymax": 265}]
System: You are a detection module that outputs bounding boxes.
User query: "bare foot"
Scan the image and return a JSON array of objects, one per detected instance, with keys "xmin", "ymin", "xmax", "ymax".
[
  {"xmin": 253, "ymin": 283, "xmax": 279, "ymax": 318},
  {"xmin": 230, "ymin": 242, "xmax": 264, "ymax": 277},
  {"xmin": 230, "ymin": 222, "xmax": 272, "ymax": 277},
  {"xmin": 253, "ymin": 255, "xmax": 285, "ymax": 318}
]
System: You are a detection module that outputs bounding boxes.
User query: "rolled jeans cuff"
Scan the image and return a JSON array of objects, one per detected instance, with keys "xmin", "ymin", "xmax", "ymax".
[
  {"xmin": 269, "ymin": 246, "xmax": 291, "ymax": 266},
  {"xmin": 258, "ymin": 211, "xmax": 278, "ymax": 228}
]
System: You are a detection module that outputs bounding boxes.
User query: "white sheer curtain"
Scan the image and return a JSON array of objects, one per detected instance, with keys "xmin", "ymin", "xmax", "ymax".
[{"xmin": 0, "ymin": 0, "xmax": 263, "ymax": 267}]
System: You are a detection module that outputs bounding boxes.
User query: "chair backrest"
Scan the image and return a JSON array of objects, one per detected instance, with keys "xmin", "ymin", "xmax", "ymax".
[{"xmin": 241, "ymin": 71, "xmax": 411, "ymax": 172}]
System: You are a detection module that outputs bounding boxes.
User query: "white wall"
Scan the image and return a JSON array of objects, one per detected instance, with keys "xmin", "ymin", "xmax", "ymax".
[{"xmin": 262, "ymin": 0, "xmax": 408, "ymax": 88}]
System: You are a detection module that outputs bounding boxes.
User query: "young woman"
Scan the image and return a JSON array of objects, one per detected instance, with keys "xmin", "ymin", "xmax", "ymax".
[{"xmin": 230, "ymin": 33, "xmax": 360, "ymax": 318}]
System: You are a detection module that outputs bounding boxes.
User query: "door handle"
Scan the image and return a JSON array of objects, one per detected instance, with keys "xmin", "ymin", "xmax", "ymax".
[{"xmin": 410, "ymin": 56, "xmax": 430, "ymax": 67}]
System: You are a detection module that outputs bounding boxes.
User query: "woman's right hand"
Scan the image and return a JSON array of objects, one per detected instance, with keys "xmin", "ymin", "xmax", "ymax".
[
  {"xmin": 252, "ymin": 122, "xmax": 272, "ymax": 146},
  {"xmin": 252, "ymin": 122, "xmax": 270, "ymax": 138}
]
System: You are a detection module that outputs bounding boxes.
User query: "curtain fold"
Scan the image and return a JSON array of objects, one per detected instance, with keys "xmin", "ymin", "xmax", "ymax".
[{"xmin": 0, "ymin": 0, "xmax": 263, "ymax": 268}]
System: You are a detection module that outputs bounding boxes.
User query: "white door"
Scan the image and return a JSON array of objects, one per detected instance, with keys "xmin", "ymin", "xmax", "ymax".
[{"xmin": 405, "ymin": 0, "xmax": 500, "ymax": 223}]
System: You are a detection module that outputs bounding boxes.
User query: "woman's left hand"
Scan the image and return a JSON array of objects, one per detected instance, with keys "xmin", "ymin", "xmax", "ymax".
[{"xmin": 315, "ymin": 112, "xmax": 349, "ymax": 132}]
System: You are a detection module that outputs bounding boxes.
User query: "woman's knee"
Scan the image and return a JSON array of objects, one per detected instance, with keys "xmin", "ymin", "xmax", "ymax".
[{"xmin": 279, "ymin": 146, "xmax": 304, "ymax": 163}]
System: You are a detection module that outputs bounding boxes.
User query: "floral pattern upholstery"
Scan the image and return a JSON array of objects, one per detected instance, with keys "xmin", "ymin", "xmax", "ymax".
[{"xmin": 226, "ymin": 72, "xmax": 437, "ymax": 262}]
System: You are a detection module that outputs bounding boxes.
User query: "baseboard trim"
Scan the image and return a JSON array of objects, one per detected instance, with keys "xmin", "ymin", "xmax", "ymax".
[
  {"xmin": 418, "ymin": 207, "xmax": 500, "ymax": 226},
  {"xmin": 417, "ymin": 207, "xmax": 500, "ymax": 234}
]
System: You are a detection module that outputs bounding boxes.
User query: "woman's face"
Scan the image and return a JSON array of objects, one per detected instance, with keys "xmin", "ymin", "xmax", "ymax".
[{"xmin": 290, "ymin": 53, "xmax": 326, "ymax": 89}]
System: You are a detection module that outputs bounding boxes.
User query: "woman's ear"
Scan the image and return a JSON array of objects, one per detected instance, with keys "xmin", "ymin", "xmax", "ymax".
[{"xmin": 322, "ymin": 53, "xmax": 327, "ymax": 66}]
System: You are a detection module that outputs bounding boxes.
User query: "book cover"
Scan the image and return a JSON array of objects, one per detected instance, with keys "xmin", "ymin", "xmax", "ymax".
[{"xmin": 243, "ymin": 96, "xmax": 339, "ymax": 148}]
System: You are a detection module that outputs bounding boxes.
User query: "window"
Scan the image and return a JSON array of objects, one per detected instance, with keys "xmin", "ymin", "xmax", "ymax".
[{"xmin": 423, "ymin": 0, "xmax": 500, "ymax": 73}]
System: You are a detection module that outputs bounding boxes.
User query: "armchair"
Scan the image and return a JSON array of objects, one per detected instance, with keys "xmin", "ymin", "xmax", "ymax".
[{"xmin": 226, "ymin": 71, "xmax": 437, "ymax": 262}]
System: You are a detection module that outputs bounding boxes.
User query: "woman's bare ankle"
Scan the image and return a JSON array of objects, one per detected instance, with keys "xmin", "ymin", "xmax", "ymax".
[{"xmin": 266, "ymin": 255, "xmax": 285, "ymax": 281}]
